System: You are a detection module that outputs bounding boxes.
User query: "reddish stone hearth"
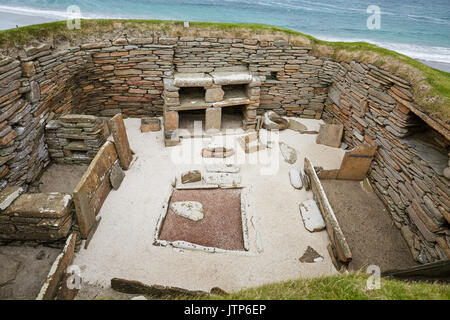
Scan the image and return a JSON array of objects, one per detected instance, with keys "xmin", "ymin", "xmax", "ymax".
[{"xmin": 159, "ymin": 189, "xmax": 244, "ymax": 251}]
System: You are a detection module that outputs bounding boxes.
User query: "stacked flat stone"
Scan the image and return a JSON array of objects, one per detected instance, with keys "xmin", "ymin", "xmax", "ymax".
[
  {"xmin": 0, "ymin": 33, "xmax": 448, "ymax": 263},
  {"xmin": 322, "ymin": 60, "xmax": 450, "ymax": 264},
  {"xmin": 44, "ymin": 114, "xmax": 109, "ymax": 164},
  {"xmin": 0, "ymin": 188, "xmax": 73, "ymax": 243},
  {"xmin": 162, "ymin": 70, "xmax": 262, "ymax": 143}
]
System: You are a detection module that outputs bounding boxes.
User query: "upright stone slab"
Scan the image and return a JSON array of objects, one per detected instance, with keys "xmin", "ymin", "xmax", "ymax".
[
  {"xmin": 0, "ymin": 186, "xmax": 23, "ymax": 210},
  {"xmin": 73, "ymin": 141, "xmax": 118, "ymax": 238},
  {"xmin": 109, "ymin": 113, "xmax": 133, "ymax": 170},
  {"xmin": 316, "ymin": 124, "xmax": 344, "ymax": 148},
  {"xmin": 164, "ymin": 110, "xmax": 179, "ymax": 131},
  {"xmin": 336, "ymin": 143, "xmax": 377, "ymax": 180},
  {"xmin": 205, "ymin": 87, "xmax": 225, "ymax": 103},
  {"xmin": 36, "ymin": 232, "xmax": 78, "ymax": 300},
  {"xmin": 205, "ymin": 108, "xmax": 221, "ymax": 133}
]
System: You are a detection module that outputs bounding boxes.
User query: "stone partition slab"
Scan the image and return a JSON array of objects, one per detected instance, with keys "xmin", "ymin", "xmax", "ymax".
[
  {"xmin": 109, "ymin": 113, "xmax": 133, "ymax": 170},
  {"xmin": 304, "ymin": 157, "xmax": 352, "ymax": 265},
  {"xmin": 73, "ymin": 141, "xmax": 118, "ymax": 238},
  {"xmin": 36, "ymin": 231, "xmax": 78, "ymax": 300}
]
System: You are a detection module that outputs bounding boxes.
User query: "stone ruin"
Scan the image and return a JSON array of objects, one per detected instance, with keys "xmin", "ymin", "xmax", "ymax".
[{"xmin": 0, "ymin": 31, "xmax": 449, "ymax": 299}]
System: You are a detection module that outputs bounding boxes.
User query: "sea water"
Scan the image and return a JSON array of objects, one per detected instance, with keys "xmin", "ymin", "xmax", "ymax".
[{"xmin": 0, "ymin": 0, "xmax": 449, "ymax": 70}]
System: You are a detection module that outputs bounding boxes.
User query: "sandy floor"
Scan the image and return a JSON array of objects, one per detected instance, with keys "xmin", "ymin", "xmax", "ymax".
[
  {"xmin": 321, "ymin": 180, "xmax": 417, "ymax": 272},
  {"xmin": 38, "ymin": 164, "xmax": 88, "ymax": 194},
  {"xmin": 0, "ymin": 246, "xmax": 61, "ymax": 300},
  {"xmin": 73, "ymin": 117, "xmax": 346, "ymax": 297}
]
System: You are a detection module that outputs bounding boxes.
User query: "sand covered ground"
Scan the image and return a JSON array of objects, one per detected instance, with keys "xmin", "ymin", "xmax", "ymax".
[{"xmin": 73, "ymin": 117, "xmax": 346, "ymax": 297}]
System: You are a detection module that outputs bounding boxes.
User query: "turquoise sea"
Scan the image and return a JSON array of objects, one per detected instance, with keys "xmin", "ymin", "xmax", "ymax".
[{"xmin": 0, "ymin": 0, "xmax": 449, "ymax": 70}]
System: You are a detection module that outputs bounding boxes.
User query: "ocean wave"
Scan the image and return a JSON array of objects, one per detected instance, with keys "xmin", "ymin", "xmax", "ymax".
[
  {"xmin": 0, "ymin": 4, "xmax": 121, "ymax": 20},
  {"xmin": 317, "ymin": 35, "xmax": 450, "ymax": 64}
]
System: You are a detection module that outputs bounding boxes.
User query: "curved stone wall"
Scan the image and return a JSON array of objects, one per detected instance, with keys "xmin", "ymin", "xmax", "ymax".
[{"xmin": 0, "ymin": 33, "xmax": 448, "ymax": 263}]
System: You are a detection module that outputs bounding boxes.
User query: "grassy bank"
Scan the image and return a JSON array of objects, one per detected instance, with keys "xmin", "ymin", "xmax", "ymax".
[
  {"xmin": 0, "ymin": 19, "xmax": 449, "ymax": 120},
  {"xmin": 202, "ymin": 273, "xmax": 450, "ymax": 300}
]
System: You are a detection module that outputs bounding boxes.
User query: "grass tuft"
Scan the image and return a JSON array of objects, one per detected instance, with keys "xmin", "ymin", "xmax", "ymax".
[{"xmin": 201, "ymin": 273, "xmax": 450, "ymax": 300}]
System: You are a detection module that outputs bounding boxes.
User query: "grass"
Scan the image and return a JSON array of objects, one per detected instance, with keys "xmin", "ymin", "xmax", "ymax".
[
  {"xmin": 188, "ymin": 273, "xmax": 449, "ymax": 300},
  {"xmin": 0, "ymin": 19, "xmax": 449, "ymax": 120}
]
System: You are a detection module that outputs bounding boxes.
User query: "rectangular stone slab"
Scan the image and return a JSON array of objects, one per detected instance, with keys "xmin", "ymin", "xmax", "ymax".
[
  {"xmin": 109, "ymin": 113, "xmax": 133, "ymax": 170},
  {"xmin": 336, "ymin": 143, "xmax": 377, "ymax": 180},
  {"xmin": 316, "ymin": 123, "xmax": 344, "ymax": 148},
  {"xmin": 211, "ymin": 72, "xmax": 253, "ymax": 85},
  {"xmin": 299, "ymin": 199, "xmax": 325, "ymax": 232},
  {"xmin": 4, "ymin": 193, "xmax": 72, "ymax": 218},
  {"xmin": 36, "ymin": 232, "xmax": 78, "ymax": 300},
  {"xmin": 0, "ymin": 186, "xmax": 23, "ymax": 210},
  {"xmin": 304, "ymin": 157, "xmax": 352, "ymax": 263},
  {"xmin": 174, "ymin": 73, "xmax": 213, "ymax": 87},
  {"xmin": 73, "ymin": 141, "xmax": 118, "ymax": 238}
]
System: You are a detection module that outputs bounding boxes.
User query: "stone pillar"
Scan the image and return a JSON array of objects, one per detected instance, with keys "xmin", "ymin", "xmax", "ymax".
[
  {"xmin": 205, "ymin": 86, "xmax": 224, "ymax": 103},
  {"xmin": 164, "ymin": 110, "xmax": 179, "ymax": 131},
  {"xmin": 243, "ymin": 104, "xmax": 258, "ymax": 130},
  {"xmin": 164, "ymin": 110, "xmax": 180, "ymax": 146},
  {"xmin": 205, "ymin": 107, "xmax": 222, "ymax": 133}
]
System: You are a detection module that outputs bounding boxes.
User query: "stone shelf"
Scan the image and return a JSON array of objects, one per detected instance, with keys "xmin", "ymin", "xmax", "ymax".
[
  {"xmin": 174, "ymin": 73, "xmax": 213, "ymax": 87},
  {"xmin": 211, "ymin": 72, "xmax": 253, "ymax": 85}
]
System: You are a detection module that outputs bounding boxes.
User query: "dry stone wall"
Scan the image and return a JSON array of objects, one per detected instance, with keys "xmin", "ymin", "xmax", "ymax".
[
  {"xmin": 322, "ymin": 61, "xmax": 450, "ymax": 263},
  {"xmin": 0, "ymin": 33, "xmax": 448, "ymax": 263},
  {"xmin": 0, "ymin": 35, "xmax": 334, "ymax": 190}
]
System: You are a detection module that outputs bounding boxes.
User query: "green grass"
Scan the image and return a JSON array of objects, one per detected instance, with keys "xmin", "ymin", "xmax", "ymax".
[
  {"xmin": 198, "ymin": 273, "xmax": 450, "ymax": 300},
  {"xmin": 0, "ymin": 19, "xmax": 449, "ymax": 120}
]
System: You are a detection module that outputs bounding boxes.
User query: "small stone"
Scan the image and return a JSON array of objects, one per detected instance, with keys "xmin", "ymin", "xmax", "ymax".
[
  {"xmin": 201, "ymin": 146, "xmax": 235, "ymax": 158},
  {"xmin": 203, "ymin": 172, "xmax": 241, "ymax": 187},
  {"xmin": 288, "ymin": 119, "xmax": 308, "ymax": 133},
  {"xmin": 36, "ymin": 250, "xmax": 46, "ymax": 260},
  {"xmin": 289, "ymin": 169, "xmax": 303, "ymax": 189},
  {"xmin": 299, "ymin": 246, "xmax": 324, "ymax": 263},
  {"xmin": 443, "ymin": 167, "xmax": 450, "ymax": 180},
  {"xmin": 110, "ymin": 162, "xmax": 125, "ymax": 190},
  {"xmin": 181, "ymin": 170, "xmax": 201, "ymax": 184},
  {"xmin": 140, "ymin": 118, "xmax": 161, "ymax": 132},
  {"xmin": 131, "ymin": 296, "xmax": 147, "ymax": 300},
  {"xmin": 279, "ymin": 142, "xmax": 297, "ymax": 164},
  {"xmin": 206, "ymin": 164, "xmax": 240, "ymax": 173},
  {"xmin": 299, "ymin": 199, "xmax": 325, "ymax": 232},
  {"xmin": 170, "ymin": 201, "xmax": 204, "ymax": 221},
  {"xmin": 210, "ymin": 287, "xmax": 228, "ymax": 296}
]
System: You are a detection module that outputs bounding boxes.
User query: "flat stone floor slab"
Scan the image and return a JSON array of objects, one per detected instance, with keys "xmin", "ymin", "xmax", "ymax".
[
  {"xmin": 321, "ymin": 179, "xmax": 418, "ymax": 272},
  {"xmin": 160, "ymin": 189, "xmax": 244, "ymax": 251},
  {"xmin": 38, "ymin": 164, "xmax": 88, "ymax": 194},
  {"xmin": 0, "ymin": 246, "xmax": 61, "ymax": 299},
  {"xmin": 73, "ymin": 117, "xmax": 346, "ymax": 297}
]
